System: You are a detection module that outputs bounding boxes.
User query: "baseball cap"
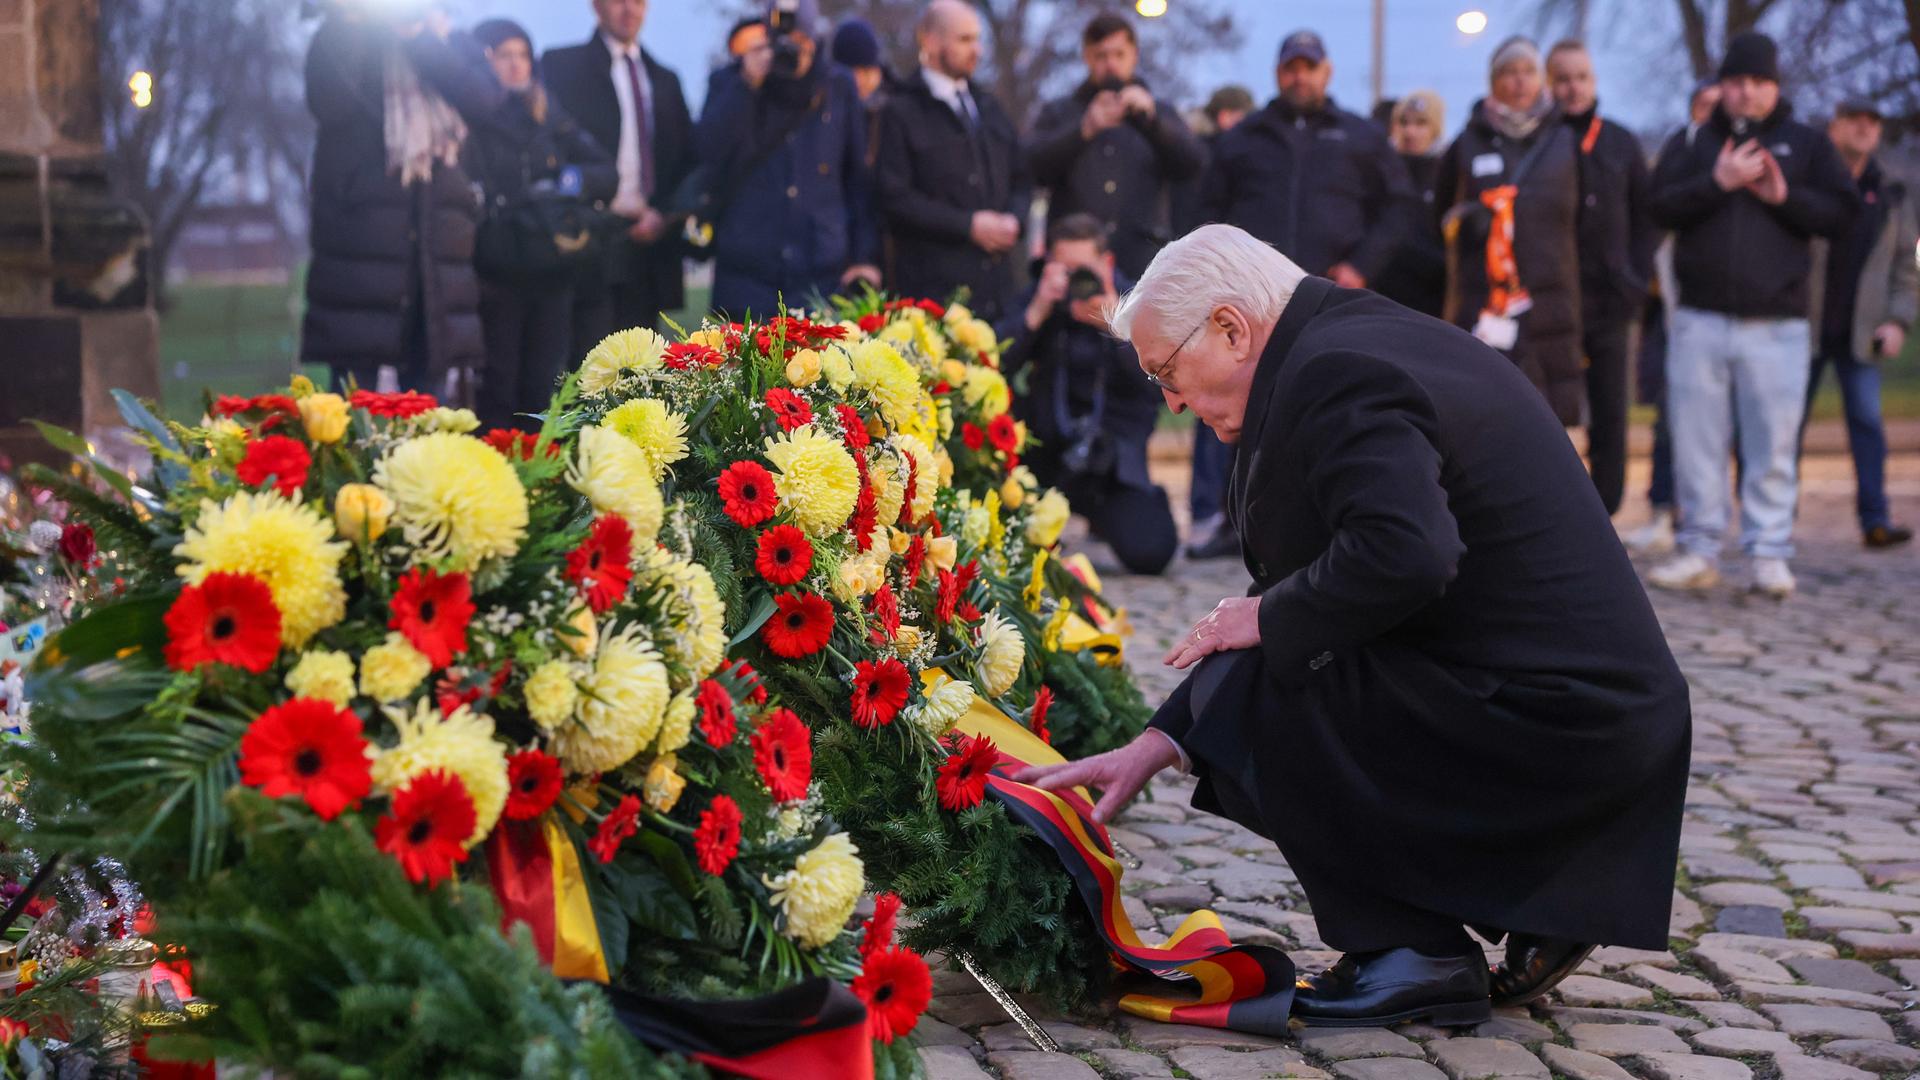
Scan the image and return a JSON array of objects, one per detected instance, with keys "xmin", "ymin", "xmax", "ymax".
[{"xmin": 1278, "ymin": 30, "xmax": 1327, "ymax": 66}]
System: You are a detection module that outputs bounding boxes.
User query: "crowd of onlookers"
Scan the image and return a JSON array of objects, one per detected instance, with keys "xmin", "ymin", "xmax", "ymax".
[{"xmin": 299, "ymin": 0, "xmax": 1913, "ymax": 594}]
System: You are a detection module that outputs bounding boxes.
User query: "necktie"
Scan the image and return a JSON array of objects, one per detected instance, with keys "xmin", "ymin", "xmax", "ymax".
[
  {"xmin": 955, "ymin": 87, "xmax": 979, "ymax": 132},
  {"xmin": 623, "ymin": 53, "xmax": 655, "ymax": 198}
]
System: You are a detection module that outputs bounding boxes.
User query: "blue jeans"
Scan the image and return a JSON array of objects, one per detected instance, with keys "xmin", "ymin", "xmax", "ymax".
[
  {"xmin": 1188, "ymin": 421, "xmax": 1235, "ymax": 521},
  {"xmin": 1668, "ymin": 307, "xmax": 1811, "ymax": 562},
  {"xmin": 1805, "ymin": 349, "xmax": 1891, "ymax": 532}
]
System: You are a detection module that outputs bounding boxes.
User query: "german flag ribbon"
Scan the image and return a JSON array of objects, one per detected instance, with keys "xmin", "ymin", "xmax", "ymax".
[
  {"xmin": 486, "ymin": 816, "xmax": 611, "ymax": 983},
  {"xmin": 952, "ymin": 701, "xmax": 1297, "ymax": 1036},
  {"xmin": 592, "ymin": 977, "xmax": 873, "ymax": 1080}
]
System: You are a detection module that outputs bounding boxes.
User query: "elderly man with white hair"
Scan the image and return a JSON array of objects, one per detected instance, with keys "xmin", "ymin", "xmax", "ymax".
[{"xmin": 1015, "ymin": 225, "xmax": 1691, "ymax": 1028}]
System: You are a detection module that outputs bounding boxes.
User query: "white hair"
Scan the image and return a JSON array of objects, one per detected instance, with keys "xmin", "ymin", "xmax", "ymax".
[{"xmin": 1109, "ymin": 224, "xmax": 1307, "ymax": 346}]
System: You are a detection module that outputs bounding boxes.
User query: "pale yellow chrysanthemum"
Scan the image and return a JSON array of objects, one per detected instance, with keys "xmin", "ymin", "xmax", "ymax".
[
  {"xmin": 644, "ymin": 754, "xmax": 686, "ymax": 812},
  {"xmin": 654, "ymin": 690, "xmax": 695, "ymax": 754},
  {"xmin": 568, "ymin": 425, "xmax": 665, "ymax": 546},
  {"xmin": 952, "ymin": 318, "xmax": 998, "ymax": 358},
  {"xmin": 914, "ymin": 676, "xmax": 976, "ymax": 736},
  {"xmin": 1026, "ymin": 488, "xmax": 1071, "ymax": 549},
  {"xmin": 763, "ymin": 424, "xmax": 860, "ymax": 536},
  {"xmin": 551, "ymin": 624, "xmax": 669, "ymax": 774},
  {"xmin": 961, "ymin": 501, "xmax": 991, "ymax": 551},
  {"xmin": 870, "ymin": 451, "xmax": 906, "ymax": 529},
  {"xmin": 602, "ymin": 398, "xmax": 690, "ymax": 482},
  {"xmin": 914, "ymin": 317, "xmax": 949, "ymax": 365},
  {"xmin": 374, "ymin": 433, "xmax": 529, "ymax": 572},
  {"xmin": 821, "ymin": 346, "xmax": 856, "ymax": 393},
  {"xmin": 962, "ymin": 365, "xmax": 1011, "ymax": 420},
  {"xmin": 976, "ymin": 609, "xmax": 1024, "ymax": 697},
  {"xmin": 763, "ymin": 832, "xmax": 864, "ymax": 949},
  {"xmin": 285, "ymin": 649, "xmax": 355, "ymax": 707},
  {"xmin": 360, "ymin": 632, "xmax": 432, "ymax": 703},
  {"xmin": 523, "ymin": 658, "xmax": 581, "ymax": 730},
  {"xmin": 849, "ymin": 340, "xmax": 923, "ymax": 430},
  {"xmin": 640, "ymin": 549, "xmax": 728, "ymax": 678},
  {"xmin": 415, "ymin": 407, "xmax": 481, "ymax": 434},
  {"xmin": 175, "ymin": 491, "xmax": 348, "ymax": 647},
  {"xmin": 372, "ymin": 701, "xmax": 509, "ymax": 847},
  {"xmin": 891, "ymin": 434, "xmax": 939, "ymax": 522},
  {"xmin": 579, "ymin": 327, "xmax": 667, "ymax": 393}
]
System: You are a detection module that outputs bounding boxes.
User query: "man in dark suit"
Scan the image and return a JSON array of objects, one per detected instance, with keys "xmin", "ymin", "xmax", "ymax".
[
  {"xmin": 875, "ymin": 0, "xmax": 1028, "ymax": 320},
  {"xmin": 1016, "ymin": 225, "xmax": 1691, "ymax": 1027},
  {"xmin": 541, "ymin": 0, "xmax": 694, "ymax": 352}
]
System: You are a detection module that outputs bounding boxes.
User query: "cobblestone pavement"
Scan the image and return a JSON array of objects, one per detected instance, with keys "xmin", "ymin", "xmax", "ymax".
[{"xmin": 922, "ymin": 451, "xmax": 1920, "ymax": 1080}]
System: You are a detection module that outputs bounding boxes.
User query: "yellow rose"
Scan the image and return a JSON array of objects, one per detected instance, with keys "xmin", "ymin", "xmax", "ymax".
[
  {"xmin": 299, "ymin": 393, "xmax": 350, "ymax": 444},
  {"xmin": 1026, "ymin": 488, "xmax": 1071, "ymax": 549},
  {"xmin": 785, "ymin": 348, "xmax": 823, "ymax": 386},
  {"xmin": 939, "ymin": 359, "xmax": 969, "ymax": 386},
  {"xmin": 644, "ymin": 754, "xmax": 686, "ymax": 813},
  {"xmin": 286, "ymin": 648, "xmax": 355, "ymax": 706},
  {"xmin": 895, "ymin": 624, "xmax": 922, "ymax": 651},
  {"xmin": 334, "ymin": 483, "xmax": 393, "ymax": 544},
  {"xmin": 954, "ymin": 318, "xmax": 998, "ymax": 356},
  {"xmin": 360, "ymin": 633, "xmax": 431, "ymax": 703},
  {"xmin": 561, "ymin": 605, "xmax": 598, "ymax": 659},
  {"xmin": 821, "ymin": 347, "xmax": 855, "ymax": 393},
  {"xmin": 1000, "ymin": 472, "xmax": 1026, "ymax": 510},
  {"xmin": 928, "ymin": 535, "xmax": 958, "ymax": 571}
]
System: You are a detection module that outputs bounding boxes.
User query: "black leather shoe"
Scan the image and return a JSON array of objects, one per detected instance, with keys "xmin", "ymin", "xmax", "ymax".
[
  {"xmin": 1489, "ymin": 934, "xmax": 1595, "ymax": 1007},
  {"xmin": 1184, "ymin": 524, "xmax": 1240, "ymax": 560},
  {"xmin": 1865, "ymin": 524, "xmax": 1913, "ymax": 550},
  {"xmin": 1293, "ymin": 946, "xmax": 1493, "ymax": 1027}
]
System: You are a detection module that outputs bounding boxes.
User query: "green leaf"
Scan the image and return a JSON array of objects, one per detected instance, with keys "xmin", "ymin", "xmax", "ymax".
[
  {"xmin": 112, "ymin": 388, "xmax": 182, "ymax": 454},
  {"xmin": 26, "ymin": 420, "xmax": 88, "ymax": 456},
  {"xmin": 727, "ymin": 593, "xmax": 777, "ymax": 648}
]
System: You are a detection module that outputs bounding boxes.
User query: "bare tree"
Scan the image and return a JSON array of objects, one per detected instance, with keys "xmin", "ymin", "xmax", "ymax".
[{"xmin": 728, "ymin": 0, "xmax": 1237, "ymax": 125}]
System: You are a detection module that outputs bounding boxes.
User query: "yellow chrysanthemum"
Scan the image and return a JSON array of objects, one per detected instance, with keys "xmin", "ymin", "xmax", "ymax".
[
  {"xmin": 285, "ymin": 649, "xmax": 355, "ymax": 707},
  {"xmin": 942, "ymin": 302, "xmax": 973, "ymax": 328},
  {"xmin": 579, "ymin": 327, "xmax": 667, "ymax": 393},
  {"xmin": 763, "ymin": 425, "xmax": 860, "ymax": 536},
  {"xmin": 655, "ymin": 691, "xmax": 695, "ymax": 754},
  {"xmin": 523, "ymin": 658, "xmax": 581, "ymax": 730},
  {"xmin": 373, "ymin": 701, "xmax": 509, "ymax": 847},
  {"xmin": 914, "ymin": 676, "xmax": 975, "ymax": 735},
  {"xmin": 360, "ymin": 632, "xmax": 432, "ymax": 703},
  {"xmin": 849, "ymin": 340, "xmax": 923, "ymax": 430},
  {"xmin": 603, "ymin": 398, "xmax": 690, "ymax": 482},
  {"xmin": 1026, "ymin": 488, "xmax": 1071, "ymax": 549},
  {"xmin": 962, "ymin": 365, "xmax": 1012, "ymax": 420},
  {"xmin": 416, "ymin": 407, "xmax": 481, "ymax": 434},
  {"xmin": 976, "ymin": 609, "xmax": 1024, "ymax": 698},
  {"xmin": 952, "ymin": 318, "xmax": 998, "ymax": 357},
  {"xmin": 569, "ymin": 425, "xmax": 665, "ymax": 546},
  {"xmin": 891, "ymin": 434, "xmax": 939, "ymax": 522},
  {"xmin": 551, "ymin": 624, "xmax": 669, "ymax": 774},
  {"xmin": 175, "ymin": 492, "xmax": 347, "ymax": 647},
  {"xmin": 871, "ymin": 451, "xmax": 906, "ymax": 529},
  {"xmin": 641, "ymin": 549, "xmax": 728, "ymax": 678},
  {"xmin": 961, "ymin": 500, "xmax": 991, "ymax": 551},
  {"xmin": 374, "ymin": 433, "xmax": 530, "ymax": 572},
  {"xmin": 764, "ymin": 832, "xmax": 864, "ymax": 949}
]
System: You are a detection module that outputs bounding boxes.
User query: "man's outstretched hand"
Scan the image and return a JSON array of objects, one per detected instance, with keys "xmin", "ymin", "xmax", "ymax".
[
  {"xmin": 1009, "ymin": 730, "xmax": 1181, "ymax": 824},
  {"xmin": 1163, "ymin": 596, "xmax": 1262, "ymax": 669}
]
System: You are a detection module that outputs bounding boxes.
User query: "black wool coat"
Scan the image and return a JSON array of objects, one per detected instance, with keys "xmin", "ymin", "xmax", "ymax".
[
  {"xmin": 875, "ymin": 71, "xmax": 1030, "ymax": 321},
  {"xmin": 1150, "ymin": 277, "xmax": 1691, "ymax": 953},
  {"xmin": 1436, "ymin": 100, "xmax": 1586, "ymax": 425},
  {"xmin": 302, "ymin": 19, "xmax": 504, "ymax": 380}
]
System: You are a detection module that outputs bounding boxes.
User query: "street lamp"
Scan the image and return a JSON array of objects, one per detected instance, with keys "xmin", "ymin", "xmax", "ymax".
[
  {"xmin": 1456, "ymin": 10, "xmax": 1489, "ymax": 35},
  {"xmin": 1135, "ymin": 0, "xmax": 1167, "ymax": 16},
  {"xmin": 129, "ymin": 70, "xmax": 153, "ymax": 108}
]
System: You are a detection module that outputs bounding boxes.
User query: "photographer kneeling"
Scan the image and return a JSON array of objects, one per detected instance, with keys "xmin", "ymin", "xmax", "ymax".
[{"xmin": 993, "ymin": 214, "xmax": 1178, "ymax": 575}]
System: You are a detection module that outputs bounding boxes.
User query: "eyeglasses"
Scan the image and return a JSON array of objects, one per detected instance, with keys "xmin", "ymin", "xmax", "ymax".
[{"xmin": 1144, "ymin": 317, "xmax": 1207, "ymax": 394}]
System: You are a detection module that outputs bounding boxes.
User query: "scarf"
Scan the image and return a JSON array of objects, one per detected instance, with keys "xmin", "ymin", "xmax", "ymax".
[
  {"xmin": 384, "ymin": 47, "xmax": 467, "ymax": 187},
  {"xmin": 1484, "ymin": 92, "xmax": 1553, "ymax": 141}
]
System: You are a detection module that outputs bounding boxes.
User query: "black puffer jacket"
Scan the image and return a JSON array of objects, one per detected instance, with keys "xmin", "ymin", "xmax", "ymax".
[
  {"xmin": 302, "ymin": 18, "xmax": 504, "ymax": 381},
  {"xmin": 1648, "ymin": 102, "xmax": 1858, "ymax": 319},
  {"xmin": 462, "ymin": 90, "xmax": 619, "ymax": 281},
  {"xmin": 1436, "ymin": 98, "xmax": 1585, "ymax": 425},
  {"xmin": 1371, "ymin": 151, "xmax": 1447, "ymax": 317}
]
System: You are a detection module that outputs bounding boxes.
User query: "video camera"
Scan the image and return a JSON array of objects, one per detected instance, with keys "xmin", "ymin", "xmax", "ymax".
[
  {"xmin": 767, "ymin": 0, "xmax": 807, "ymax": 80},
  {"xmin": 1066, "ymin": 266, "xmax": 1105, "ymax": 303}
]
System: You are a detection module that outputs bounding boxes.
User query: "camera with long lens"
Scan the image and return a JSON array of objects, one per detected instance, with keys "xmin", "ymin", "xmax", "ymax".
[
  {"xmin": 1066, "ymin": 266, "xmax": 1104, "ymax": 303},
  {"xmin": 768, "ymin": 0, "xmax": 806, "ymax": 80}
]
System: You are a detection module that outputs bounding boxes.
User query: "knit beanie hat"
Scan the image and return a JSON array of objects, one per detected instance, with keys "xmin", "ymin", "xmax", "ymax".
[{"xmin": 1718, "ymin": 31, "xmax": 1779, "ymax": 82}]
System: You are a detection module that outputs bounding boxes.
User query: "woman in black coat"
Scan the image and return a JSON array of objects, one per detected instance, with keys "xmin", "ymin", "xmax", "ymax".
[
  {"xmin": 302, "ymin": 8, "xmax": 505, "ymax": 393},
  {"xmin": 1435, "ymin": 38, "xmax": 1585, "ymax": 425},
  {"xmin": 1371, "ymin": 90, "xmax": 1448, "ymax": 318},
  {"xmin": 466, "ymin": 20, "xmax": 617, "ymax": 430}
]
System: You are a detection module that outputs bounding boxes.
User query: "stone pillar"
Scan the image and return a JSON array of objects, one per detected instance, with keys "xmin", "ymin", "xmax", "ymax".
[{"xmin": 0, "ymin": 0, "xmax": 158, "ymax": 466}]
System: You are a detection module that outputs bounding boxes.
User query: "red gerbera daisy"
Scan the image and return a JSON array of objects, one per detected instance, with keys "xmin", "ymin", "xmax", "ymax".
[
  {"xmin": 693, "ymin": 795, "xmax": 743, "ymax": 875},
  {"xmin": 987, "ymin": 414, "xmax": 1019, "ymax": 454},
  {"xmin": 664, "ymin": 341, "xmax": 725, "ymax": 369},
  {"xmin": 696, "ymin": 679, "xmax": 737, "ymax": 746},
  {"xmin": 852, "ymin": 946, "xmax": 933, "ymax": 1044},
  {"xmin": 58, "ymin": 522, "xmax": 96, "ymax": 568},
  {"xmin": 587, "ymin": 793, "xmax": 643, "ymax": 864},
  {"xmin": 903, "ymin": 534, "xmax": 927, "ymax": 587},
  {"xmin": 1028, "ymin": 685, "xmax": 1055, "ymax": 745},
  {"xmin": 717, "ymin": 461, "xmax": 780, "ymax": 528},
  {"xmin": 763, "ymin": 592, "xmax": 834, "ymax": 658},
  {"xmin": 754, "ymin": 525, "xmax": 814, "ymax": 586},
  {"xmin": 235, "ymin": 434, "xmax": 312, "ymax": 496},
  {"xmin": 389, "ymin": 567, "xmax": 474, "ymax": 669},
  {"xmin": 238, "ymin": 697, "xmax": 373, "ymax": 821},
  {"xmin": 750, "ymin": 706, "xmax": 813, "ymax": 802},
  {"xmin": 503, "ymin": 750, "xmax": 564, "ymax": 820},
  {"xmin": 935, "ymin": 569, "xmax": 960, "ymax": 624},
  {"xmin": 934, "ymin": 733, "xmax": 1000, "ymax": 811},
  {"xmin": 722, "ymin": 659, "xmax": 768, "ymax": 704},
  {"xmin": 164, "ymin": 572, "xmax": 283, "ymax": 673},
  {"xmin": 861, "ymin": 891, "xmax": 902, "ymax": 957},
  {"xmin": 374, "ymin": 769, "xmax": 475, "ymax": 886},
  {"xmin": 835, "ymin": 404, "xmax": 870, "ymax": 450},
  {"xmin": 765, "ymin": 388, "xmax": 814, "ymax": 431},
  {"xmin": 566, "ymin": 514, "xmax": 636, "ymax": 613},
  {"xmin": 350, "ymin": 389, "xmax": 439, "ymax": 418},
  {"xmin": 482, "ymin": 428, "xmax": 561, "ymax": 460},
  {"xmin": 961, "ymin": 423, "xmax": 986, "ymax": 451},
  {"xmin": 955, "ymin": 559, "xmax": 981, "ymax": 593},
  {"xmin": 867, "ymin": 585, "xmax": 900, "ymax": 645},
  {"xmin": 898, "ymin": 456, "xmax": 919, "ymax": 527},
  {"xmin": 857, "ymin": 312, "xmax": 885, "ymax": 334},
  {"xmin": 850, "ymin": 657, "xmax": 911, "ymax": 729},
  {"xmin": 956, "ymin": 600, "xmax": 982, "ymax": 623},
  {"xmin": 850, "ymin": 469, "xmax": 879, "ymax": 552}
]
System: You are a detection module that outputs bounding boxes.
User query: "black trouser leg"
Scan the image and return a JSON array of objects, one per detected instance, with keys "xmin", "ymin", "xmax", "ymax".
[
  {"xmin": 516, "ymin": 284, "xmax": 575, "ymax": 422},
  {"xmin": 1076, "ymin": 480, "xmax": 1179, "ymax": 576},
  {"xmin": 1584, "ymin": 312, "xmax": 1636, "ymax": 516},
  {"xmin": 477, "ymin": 281, "xmax": 530, "ymax": 431}
]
